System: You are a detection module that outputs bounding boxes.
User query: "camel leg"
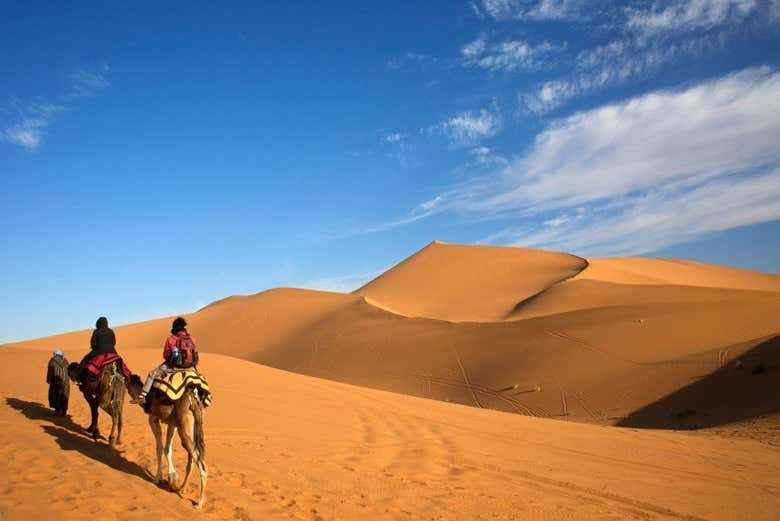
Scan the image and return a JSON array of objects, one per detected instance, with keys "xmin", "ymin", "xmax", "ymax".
[
  {"xmin": 177, "ymin": 426, "xmax": 195, "ymax": 498},
  {"xmin": 177, "ymin": 409, "xmax": 207, "ymax": 508},
  {"xmin": 116, "ymin": 405, "xmax": 123, "ymax": 445},
  {"xmin": 86, "ymin": 393, "xmax": 100, "ymax": 440},
  {"xmin": 165, "ymin": 424, "xmax": 178, "ymax": 489},
  {"xmin": 108, "ymin": 406, "xmax": 119, "ymax": 449},
  {"xmin": 115, "ymin": 384, "xmax": 125, "ymax": 445},
  {"xmin": 178, "ymin": 452, "xmax": 194, "ymax": 498},
  {"xmin": 149, "ymin": 416, "xmax": 164, "ymax": 485},
  {"xmin": 195, "ymin": 454, "xmax": 208, "ymax": 509}
]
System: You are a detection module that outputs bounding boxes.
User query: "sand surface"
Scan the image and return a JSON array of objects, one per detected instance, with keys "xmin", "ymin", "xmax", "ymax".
[
  {"xmin": 2, "ymin": 346, "xmax": 780, "ymax": 520},
  {"xmin": 2, "ymin": 242, "xmax": 780, "ymax": 519}
]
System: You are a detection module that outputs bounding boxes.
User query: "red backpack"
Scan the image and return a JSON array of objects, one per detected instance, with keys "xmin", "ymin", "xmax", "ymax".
[{"xmin": 173, "ymin": 334, "xmax": 199, "ymax": 368}]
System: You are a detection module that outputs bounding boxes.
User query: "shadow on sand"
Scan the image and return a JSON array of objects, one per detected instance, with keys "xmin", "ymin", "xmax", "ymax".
[
  {"xmin": 5, "ymin": 397, "xmax": 151, "ymax": 482},
  {"xmin": 619, "ymin": 335, "xmax": 780, "ymax": 430}
]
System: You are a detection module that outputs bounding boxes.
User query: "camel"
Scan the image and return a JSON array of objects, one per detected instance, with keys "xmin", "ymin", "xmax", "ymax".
[
  {"xmin": 126, "ymin": 374, "xmax": 208, "ymax": 509},
  {"xmin": 67, "ymin": 361, "xmax": 126, "ymax": 448}
]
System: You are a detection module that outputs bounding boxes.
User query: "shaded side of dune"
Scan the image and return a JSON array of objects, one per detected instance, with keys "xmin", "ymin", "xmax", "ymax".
[{"xmin": 619, "ymin": 335, "xmax": 780, "ymax": 430}]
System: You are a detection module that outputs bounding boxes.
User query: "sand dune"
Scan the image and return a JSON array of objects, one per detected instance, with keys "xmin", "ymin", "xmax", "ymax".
[
  {"xmin": 1, "ymin": 346, "xmax": 779, "ymax": 520},
  {"xmin": 577, "ymin": 256, "xmax": 780, "ymax": 290},
  {"xmin": 3, "ymin": 242, "xmax": 780, "ymax": 518},
  {"xmin": 5, "ymin": 243, "xmax": 780, "ymax": 429},
  {"xmin": 355, "ymin": 241, "xmax": 588, "ymax": 322}
]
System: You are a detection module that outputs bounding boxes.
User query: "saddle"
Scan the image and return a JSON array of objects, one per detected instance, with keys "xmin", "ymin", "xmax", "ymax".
[
  {"xmin": 84, "ymin": 353, "xmax": 132, "ymax": 380},
  {"xmin": 150, "ymin": 368, "xmax": 212, "ymax": 407}
]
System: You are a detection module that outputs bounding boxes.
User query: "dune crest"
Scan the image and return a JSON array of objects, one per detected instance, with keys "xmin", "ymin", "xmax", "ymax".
[{"xmin": 355, "ymin": 241, "xmax": 588, "ymax": 322}]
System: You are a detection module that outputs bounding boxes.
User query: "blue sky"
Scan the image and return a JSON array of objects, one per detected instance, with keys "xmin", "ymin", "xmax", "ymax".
[{"xmin": 2, "ymin": 1, "xmax": 780, "ymax": 343}]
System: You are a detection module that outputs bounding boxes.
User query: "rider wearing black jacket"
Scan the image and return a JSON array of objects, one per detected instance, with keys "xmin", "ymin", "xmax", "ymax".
[{"xmin": 78, "ymin": 317, "xmax": 117, "ymax": 380}]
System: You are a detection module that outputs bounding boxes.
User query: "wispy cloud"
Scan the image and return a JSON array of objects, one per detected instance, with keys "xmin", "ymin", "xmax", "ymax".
[
  {"xmin": 378, "ymin": 131, "xmax": 411, "ymax": 166},
  {"xmin": 475, "ymin": 0, "xmax": 585, "ymax": 20},
  {"xmin": 626, "ymin": 0, "xmax": 758, "ymax": 39},
  {"xmin": 382, "ymin": 132, "xmax": 403, "ymax": 144},
  {"xmin": 469, "ymin": 145, "xmax": 508, "ymax": 167},
  {"xmin": 0, "ymin": 102, "xmax": 64, "ymax": 150},
  {"xmin": 374, "ymin": 67, "xmax": 780, "ymax": 255},
  {"xmin": 68, "ymin": 68, "xmax": 111, "ymax": 98},
  {"xmin": 461, "ymin": 37, "xmax": 564, "ymax": 72},
  {"xmin": 1, "ymin": 67, "xmax": 110, "ymax": 150},
  {"xmin": 521, "ymin": 35, "xmax": 717, "ymax": 114},
  {"xmin": 386, "ymin": 52, "xmax": 436, "ymax": 70},
  {"xmin": 485, "ymin": 168, "xmax": 780, "ymax": 256},
  {"xmin": 516, "ymin": 0, "xmax": 777, "ymax": 114},
  {"xmin": 428, "ymin": 105, "xmax": 501, "ymax": 145}
]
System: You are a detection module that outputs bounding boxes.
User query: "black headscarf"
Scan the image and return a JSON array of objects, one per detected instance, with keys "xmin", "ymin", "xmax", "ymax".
[
  {"xmin": 89, "ymin": 316, "xmax": 116, "ymax": 355},
  {"xmin": 171, "ymin": 317, "xmax": 187, "ymax": 335}
]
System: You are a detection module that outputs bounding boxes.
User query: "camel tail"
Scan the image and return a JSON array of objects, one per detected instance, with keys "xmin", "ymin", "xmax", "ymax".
[{"xmin": 191, "ymin": 393, "xmax": 205, "ymax": 460}]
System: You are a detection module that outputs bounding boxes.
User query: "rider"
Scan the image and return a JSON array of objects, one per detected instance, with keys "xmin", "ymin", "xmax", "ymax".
[
  {"xmin": 78, "ymin": 316, "xmax": 117, "ymax": 382},
  {"xmin": 132, "ymin": 316, "xmax": 198, "ymax": 404}
]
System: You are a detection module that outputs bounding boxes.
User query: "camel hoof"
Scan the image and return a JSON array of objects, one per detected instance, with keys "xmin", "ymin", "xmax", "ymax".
[{"xmin": 193, "ymin": 502, "xmax": 203, "ymax": 510}]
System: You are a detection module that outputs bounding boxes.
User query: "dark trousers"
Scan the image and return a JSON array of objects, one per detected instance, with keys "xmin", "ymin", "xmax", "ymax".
[{"xmin": 48, "ymin": 380, "xmax": 69, "ymax": 414}]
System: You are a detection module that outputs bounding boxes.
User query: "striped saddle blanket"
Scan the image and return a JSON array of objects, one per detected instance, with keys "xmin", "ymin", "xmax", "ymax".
[{"xmin": 151, "ymin": 368, "xmax": 212, "ymax": 407}]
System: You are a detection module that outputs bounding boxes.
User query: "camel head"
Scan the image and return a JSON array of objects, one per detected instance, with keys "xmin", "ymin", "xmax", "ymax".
[
  {"xmin": 67, "ymin": 362, "xmax": 81, "ymax": 382},
  {"xmin": 125, "ymin": 374, "xmax": 143, "ymax": 399}
]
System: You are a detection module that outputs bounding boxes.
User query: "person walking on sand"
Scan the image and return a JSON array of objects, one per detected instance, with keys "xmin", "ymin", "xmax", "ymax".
[
  {"xmin": 131, "ymin": 316, "xmax": 199, "ymax": 405},
  {"xmin": 47, "ymin": 349, "xmax": 70, "ymax": 416}
]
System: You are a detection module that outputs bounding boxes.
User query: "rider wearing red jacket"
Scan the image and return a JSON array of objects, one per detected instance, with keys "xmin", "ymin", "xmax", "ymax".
[{"xmin": 132, "ymin": 317, "xmax": 198, "ymax": 404}]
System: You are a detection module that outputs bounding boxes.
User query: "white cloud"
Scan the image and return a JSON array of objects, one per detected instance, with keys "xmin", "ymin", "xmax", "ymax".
[
  {"xmin": 461, "ymin": 37, "xmax": 563, "ymax": 72},
  {"xmin": 0, "ymin": 102, "xmax": 64, "ymax": 150},
  {"xmin": 478, "ymin": 0, "xmax": 583, "ymax": 20},
  {"xmin": 382, "ymin": 132, "xmax": 403, "ymax": 144},
  {"xmin": 461, "ymin": 37, "xmax": 487, "ymax": 58},
  {"xmin": 380, "ymin": 67, "xmax": 780, "ymax": 255},
  {"xmin": 521, "ymin": 35, "xmax": 717, "ymax": 114},
  {"xmin": 516, "ymin": 0, "xmax": 778, "ymax": 114},
  {"xmin": 469, "ymin": 146, "xmax": 509, "ymax": 167},
  {"xmin": 2, "ymin": 68, "xmax": 109, "ymax": 150},
  {"xmin": 429, "ymin": 106, "xmax": 501, "ymax": 145},
  {"xmin": 486, "ymin": 67, "xmax": 780, "ymax": 211},
  {"xmin": 488, "ymin": 168, "xmax": 780, "ymax": 256},
  {"xmin": 627, "ymin": 0, "xmax": 757, "ymax": 39}
]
